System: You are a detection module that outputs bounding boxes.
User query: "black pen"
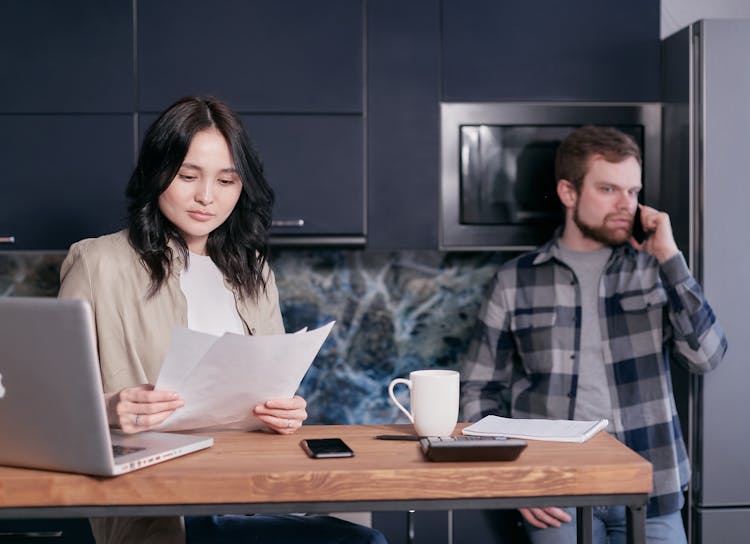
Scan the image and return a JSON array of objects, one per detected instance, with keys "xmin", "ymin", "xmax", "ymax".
[{"xmin": 374, "ymin": 434, "xmax": 424, "ymax": 441}]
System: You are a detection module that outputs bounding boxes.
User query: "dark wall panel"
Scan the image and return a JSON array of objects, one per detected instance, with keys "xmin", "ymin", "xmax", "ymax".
[
  {"xmin": 0, "ymin": 115, "xmax": 133, "ymax": 250},
  {"xmin": 367, "ymin": 0, "xmax": 440, "ymax": 249},
  {"xmin": 246, "ymin": 115, "xmax": 364, "ymax": 236},
  {"xmin": 139, "ymin": 112, "xmax": 365, "ymax": 237},
  {"xmin": 442, "ymin": 0, "xmax": 660, "ymax": 101},
  {"xmin": 138, "ymin": 0, "xmax": 363, "ymax": 113},
  {"xmin": 0, "ymin": 0, "xmax": 133, "ymax": 113}
]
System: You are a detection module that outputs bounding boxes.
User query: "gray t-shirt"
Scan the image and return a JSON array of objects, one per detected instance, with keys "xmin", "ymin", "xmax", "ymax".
[{"xmin": 556, "ymin": 245, "xmax": 614, "ymax": 428}]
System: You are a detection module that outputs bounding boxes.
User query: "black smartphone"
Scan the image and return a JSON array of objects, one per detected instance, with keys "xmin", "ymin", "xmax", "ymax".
[
  {"xmin": 632, "ymin": 206, "xmax": 651, "ymax": 243},
  {"xmin": 300, "ymin": 438, "xmax": 355, "ymax": 459}
]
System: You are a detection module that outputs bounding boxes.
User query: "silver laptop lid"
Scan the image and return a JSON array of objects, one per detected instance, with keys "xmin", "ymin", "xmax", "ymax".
[{"xmin": 0, "ymin": 297, "xmax": 115, "ymax": 474}]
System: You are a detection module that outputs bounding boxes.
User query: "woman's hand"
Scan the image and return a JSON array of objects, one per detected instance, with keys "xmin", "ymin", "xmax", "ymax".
[
  {"xmin": 253, "ymin": 395, "xmax": 308, "ymax": 435},
  {"xmin": 105, "ymin": 384, "xmax": 184, "ymax": 434}
]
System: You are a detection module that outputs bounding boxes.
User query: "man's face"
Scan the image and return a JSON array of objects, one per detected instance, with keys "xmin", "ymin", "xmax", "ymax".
[{"xmin": 571, "ymin": 156, "xmax": 642, "ymax": 246}]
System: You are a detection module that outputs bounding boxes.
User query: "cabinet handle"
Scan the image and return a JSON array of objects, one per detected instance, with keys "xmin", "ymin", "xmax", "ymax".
[
  {"xmin": 271, "ymin": 219, "xmax": 305, "ymax": 228},
  {"xmin": 0, "ymin": 531, "xmax": 63, "ymax": 538},
  {"xmin": 0, "ymin": 236, "xmax": 16, "ymax": 244}
]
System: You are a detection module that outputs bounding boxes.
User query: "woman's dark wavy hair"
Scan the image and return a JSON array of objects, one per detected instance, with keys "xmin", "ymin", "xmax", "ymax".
[{"xmin": 126, "ymin": 96, "xmax": 274, "ymax": 300}]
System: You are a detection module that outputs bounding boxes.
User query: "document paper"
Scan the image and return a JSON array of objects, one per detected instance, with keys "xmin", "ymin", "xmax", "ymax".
[
  {"xmin": 154, "ymin": 321, "xmax": 334, "ymax": 431},
  {"xmin": 462, "ymin": 415, "xmax": 608, "ymax": 443}
]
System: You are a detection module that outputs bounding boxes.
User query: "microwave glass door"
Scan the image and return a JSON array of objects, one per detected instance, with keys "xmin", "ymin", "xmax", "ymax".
[
  {"xmin": 459, "ymin": 124, "xmax": 644, "ymax": 226},
  {"xmin": 440, "ymin": 102, "xmax": 661, "ymax": 250}
]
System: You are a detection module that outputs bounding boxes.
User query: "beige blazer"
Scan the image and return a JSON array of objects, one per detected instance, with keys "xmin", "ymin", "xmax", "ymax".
[
  {"xmin": 58, "ymin": 230, "xmax": 285, "ymax": 394},
  {"xmin": 58, "ymin": 230, "xmax": 285, "ymax": 544}
]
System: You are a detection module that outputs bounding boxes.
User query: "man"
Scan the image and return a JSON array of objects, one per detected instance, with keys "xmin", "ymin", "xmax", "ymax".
[{"xmin": 460, "ymin": 125, "xmax": 727, "ymax": 544}]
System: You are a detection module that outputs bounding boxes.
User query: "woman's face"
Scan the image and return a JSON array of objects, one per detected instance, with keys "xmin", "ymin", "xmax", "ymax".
[{"xmin": 158, "ymin": 128, "xmax": 243, "ymax": 255}]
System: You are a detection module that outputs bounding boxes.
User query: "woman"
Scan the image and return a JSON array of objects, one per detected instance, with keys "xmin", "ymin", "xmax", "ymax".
[{"xmin": 59, "ymin": 96, "xmax": 385, "ymax": 544}]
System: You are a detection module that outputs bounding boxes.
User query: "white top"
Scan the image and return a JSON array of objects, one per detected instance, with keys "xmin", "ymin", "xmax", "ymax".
[{"xmin": 179, "ymin": 253, "xmax": 244, "ymax": 336}]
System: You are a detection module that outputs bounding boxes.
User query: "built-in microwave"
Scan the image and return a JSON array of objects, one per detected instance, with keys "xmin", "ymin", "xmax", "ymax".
[{"xmin": 440, "ymin": 102, "xmax": 661, "ymax": 250}]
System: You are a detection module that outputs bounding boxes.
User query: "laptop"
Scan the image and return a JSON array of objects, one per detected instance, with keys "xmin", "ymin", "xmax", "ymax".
[{"xmin": 0, "ymin": 296, "xmax": 213, "ymax": 476}]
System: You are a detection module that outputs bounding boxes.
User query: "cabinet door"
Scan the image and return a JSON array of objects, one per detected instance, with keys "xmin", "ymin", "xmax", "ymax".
[
  {"xmin": 452, "ymin": 510, "xmax": 530, "ymax": 544},
  {"xmin": 372, "ymin": 510, "xmax": 529, "ymax": 544},
  {"xmin": 372, "ymin": 511, "xmax": 449, "ymax": 544},
  {"xmin": 138, "ymin": 0, "xmax": 363, "ymax": 113},
  {"xmin": 0, "ymin": 0, "xmax": 133, "ymax": 113},
  {"xmin": 138, "ymin": 113, "xmax": 364, "ymax": 240},
  {"xmin": 245, "ymin": 115, "xmax": 364, "ymax": 239},
  {"xmin": 442, "ymin": 0, "xmax": 659, "ymax": 101},
  {"xmin": 367, "ymin": 0, "xmax": 440, "ymax": 249},
  {"xmin": 0, "ymin": 115, "xmax": 133, "ymax": 250}
]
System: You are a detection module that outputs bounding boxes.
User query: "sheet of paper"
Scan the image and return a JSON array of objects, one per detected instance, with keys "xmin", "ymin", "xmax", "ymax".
[
  {"xmin": 462, "ymin": 415, "xmax": 608, "ymax": 442},
  {"xmin": 154, "ymin": 321, "xmax": 334, "ymax": 432},
  {"xmin": 156, "ymin": 327, "xmax": 217, "ymax": 390}
]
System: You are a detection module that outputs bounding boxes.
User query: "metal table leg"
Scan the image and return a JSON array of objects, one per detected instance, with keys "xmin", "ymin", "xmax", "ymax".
[
  {"xmin": 626, "ymin": 503, "xmax": 646, "ymax": 544},
  {"xmin": 576, "ymin": 505, "xmax": 593, "ymax": 544}
]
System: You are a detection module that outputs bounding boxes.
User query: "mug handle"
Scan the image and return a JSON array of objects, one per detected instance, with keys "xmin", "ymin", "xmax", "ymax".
[{"xmin": 388, "ymin": 378, "xmax": 414, "ymax": 423}]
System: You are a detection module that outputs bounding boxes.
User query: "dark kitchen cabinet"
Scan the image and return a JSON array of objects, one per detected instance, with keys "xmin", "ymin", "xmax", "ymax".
[
  {"xmin": 0, "ymin": 0, "xmax": 133, "ymax": 113},
  {"xmin": 366, "ymin": 0, "xmax": 440, "ymax": 249},
  {"xmin": 1, "ymin": 0, "xmax": 664, "ymax": 251},
  {"xmin": 138, "ymin": 113, "xmax": 365, "ymax": 241},
  {"xmin": 452, "ymin": 510, "xmax": 530, "ymax": 544},
  {"xmin": 0, "ymin": 519, "xmax": 94, "ymax": 543},
  {"xmin": 0, "ymin": 115, "xmax": 133, "ymax": 250},
  {"xmin": 137, "ymin": 0, "xmax": 367, "ymax": 245},
  {"xmin": 247, "ymin": 115, "xmax": 364, "ymax": 239},
  {"xmin": 137, "ymin": 0, "xmax": 363, "ymax": 114},
  {"xmin": 367, "ymin": 0, "xmax": 440, "ymax": 249},
  {"xmin": 373, "ymin": 511, "xmax": 449, "ymax": 544},
  {"xmin": 442, "ymin": 0, "xmax": 660, "ymax": 102},
  {"xmin": 372, "ymin": 510, "xmax": 528, "ymax": 544}
]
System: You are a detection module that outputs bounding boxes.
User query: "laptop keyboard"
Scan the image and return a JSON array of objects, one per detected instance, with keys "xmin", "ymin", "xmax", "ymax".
[{"xmin": 112, "ymin": 444, "xmax": 146, "ymax": 458}]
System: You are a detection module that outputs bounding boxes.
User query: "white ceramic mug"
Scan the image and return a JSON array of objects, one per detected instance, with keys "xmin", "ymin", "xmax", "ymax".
[{"xmin": 387, "ymin": 369, "xmax": 459, "ymax": 436}]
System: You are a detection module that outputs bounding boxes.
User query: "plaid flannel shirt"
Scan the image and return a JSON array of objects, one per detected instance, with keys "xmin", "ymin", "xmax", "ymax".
[{"xmin": 460, "ymin": 235, "xmax": 727, "ymax": 517}]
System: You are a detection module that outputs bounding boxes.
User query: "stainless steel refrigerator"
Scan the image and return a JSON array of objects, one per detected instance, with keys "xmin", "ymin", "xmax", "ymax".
[{"xmin": 662, "ymin": 18, "xmax": 750, "ymax": 544}]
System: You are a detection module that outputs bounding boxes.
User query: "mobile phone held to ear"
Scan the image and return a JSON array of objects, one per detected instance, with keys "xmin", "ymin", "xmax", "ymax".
[
  {"xmin": 300, "ymin": 438, "xmax": 355, "ymax": 459},
  {"xmin": 632, "ymin": 206, "xmax": 651, "ymax": 244}
]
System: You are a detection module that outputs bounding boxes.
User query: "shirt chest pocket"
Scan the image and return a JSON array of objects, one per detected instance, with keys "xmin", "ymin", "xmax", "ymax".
[
  {"xmin": 618, "ymin": 289, "xmax": 668, "ymax": 332},
  {"xmin": 512, "ymin": 311, "xmax": 558, "ymax": 331},
  {"xmin": 618, "ymin": 289, "xmax": 668, "ymax": 312},
  {"xmin": 511, "ymin": 311, "xmax": 558, "ymax": 373}
]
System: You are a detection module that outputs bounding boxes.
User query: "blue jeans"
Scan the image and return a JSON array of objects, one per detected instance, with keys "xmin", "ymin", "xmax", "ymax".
[
  {"xmin": 523, "ymin": 506, "xmax": 687, "ymax": 544},
  {"xmin": 185, "ymin": 514, "xmax": 387, "ymax": 544}
]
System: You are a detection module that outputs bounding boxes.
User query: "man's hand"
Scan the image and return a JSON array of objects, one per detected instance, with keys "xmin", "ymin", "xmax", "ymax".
[
  {"xmin": 519, "ymin": 507, "xmax": 573, "ymax": 529},
  {"xmin": 630, "ymin": 204, "xmax": 680, "ymax": 263},
  {"xmin": 253, "ymin": 395, "xmax": 308, "ymax": 435}
]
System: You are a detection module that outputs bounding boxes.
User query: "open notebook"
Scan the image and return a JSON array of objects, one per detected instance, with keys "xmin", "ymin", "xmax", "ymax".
[
  {"xmin": 463, "ymin": 415, "xmax": 608, "ymax": 443},
  {"xmin": 0, "ymin": 297, "xmax": 212, "ymax": 476}
]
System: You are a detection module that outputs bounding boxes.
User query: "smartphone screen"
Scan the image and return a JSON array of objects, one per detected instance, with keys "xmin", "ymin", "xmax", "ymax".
[{"xmin": 300, "ymin": 438, "xmax": 355, "ymax": 458}]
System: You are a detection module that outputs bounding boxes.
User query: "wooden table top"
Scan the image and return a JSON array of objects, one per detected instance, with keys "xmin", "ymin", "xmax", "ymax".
[{"xmin": 0, "ymin": 424, "xmax": 652, "ymax": 510}]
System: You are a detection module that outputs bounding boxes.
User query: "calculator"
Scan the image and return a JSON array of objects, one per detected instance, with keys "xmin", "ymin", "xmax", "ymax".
[{"xmin": 419, "ymin": 435, "xmax": 527, "ymax": 462}]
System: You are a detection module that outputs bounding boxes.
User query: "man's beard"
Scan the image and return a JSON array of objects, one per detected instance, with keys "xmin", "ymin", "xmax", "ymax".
[{"xmin": 573, "ymin": 205, "xmax": 632, "ymax": 246}]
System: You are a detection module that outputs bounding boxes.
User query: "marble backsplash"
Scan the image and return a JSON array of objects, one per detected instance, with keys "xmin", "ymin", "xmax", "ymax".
[{"xmin": 0, "ymin": 249, "xmax": 507, "ymax": 425}]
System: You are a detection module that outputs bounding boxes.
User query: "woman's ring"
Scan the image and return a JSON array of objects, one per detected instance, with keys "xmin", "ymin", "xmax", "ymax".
[
  {"xmin": 135, "ymin": 415, "xmax": 141, "ymax": 426},
  {"xmin": 287, "ymin": 419, "xmax": 293, "ymax": 429}
]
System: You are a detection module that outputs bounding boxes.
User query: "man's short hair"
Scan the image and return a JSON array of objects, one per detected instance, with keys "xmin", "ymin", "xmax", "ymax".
[{"xmin": 555, "ymin": 125, "xmax": 642, "ymax": 191}]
